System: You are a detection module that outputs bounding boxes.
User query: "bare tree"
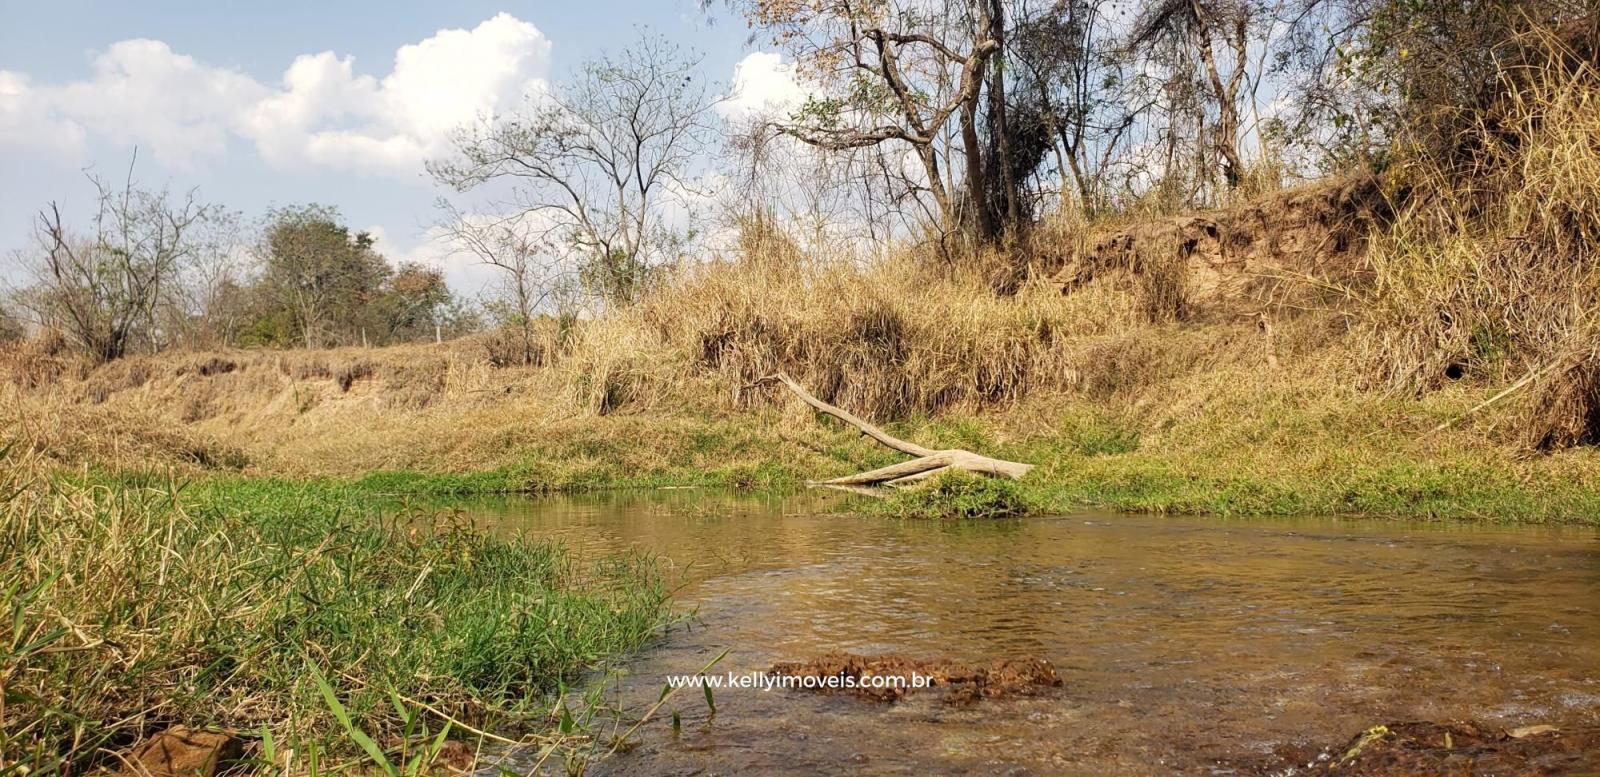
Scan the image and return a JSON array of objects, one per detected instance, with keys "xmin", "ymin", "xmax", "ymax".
[
  {"xmin": 437, "ymin": 205, "xmax": 579, "ymax": 365},
  {"xmin": 1010, "ymin": 0, "xmax": 1147, "ymax": 212},
  {"xmin": 749, "ymin": 0, "xmax": 1004, "ymax": 241},
  {"xmin": 24, "ymin": 158, "xmax": 219, "ymax": 361},
  {"xmin": 431, "ymin": 33, "xmax": 720, "ymax": 306},
  {"xmin": 163, "ymin": 208, "xmax": 245, "ymax": 348},
  {"xmin": 1129, "ymin": 0, "xmax": 1265, "ymax": 195}
]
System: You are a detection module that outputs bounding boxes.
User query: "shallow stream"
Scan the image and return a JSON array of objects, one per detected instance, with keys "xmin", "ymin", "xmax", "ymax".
[{"xmin": 459, "ymin": 490, "xmax": 1600, "ymax": 774}]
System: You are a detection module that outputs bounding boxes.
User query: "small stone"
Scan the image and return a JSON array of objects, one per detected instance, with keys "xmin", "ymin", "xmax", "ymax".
[
  {"xmin": 1509, "ymin": 724, "xmax": 1559, "ymax": 738},
  {"xmin": 131, "ymin": 726, "xmax": 241, "ymax": 777},
  {"xmin": 436, "ymin": 740, "xmax": 477, "ymax": 770}
]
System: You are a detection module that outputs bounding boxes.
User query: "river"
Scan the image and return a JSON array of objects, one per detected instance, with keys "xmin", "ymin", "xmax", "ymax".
[{"xmin": 458, "ymin": 489, "xmax": 1600, "ymax": 775}]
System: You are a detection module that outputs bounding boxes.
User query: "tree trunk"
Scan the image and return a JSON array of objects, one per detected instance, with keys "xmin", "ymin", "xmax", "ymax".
[
  {"xmin": 960, "ymin": 97, "xmax": 993, "ymax": 241},
  {"xmin": 987, "ymin": 0, "xmax": 1022, "ymax": 234},
  {"xmin": 1191, "ymin": 0, "xmax": 1245, "ymax": 190}
]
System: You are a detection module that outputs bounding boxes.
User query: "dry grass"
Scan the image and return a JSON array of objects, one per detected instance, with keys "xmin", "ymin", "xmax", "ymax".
[
  {"xmin": 2, "ymin": 186, "xmax": 1587, "ymax": 507},
  {"xmin": 1360, "ymin": 26, "xmax": 1600, "ymax": 446}
]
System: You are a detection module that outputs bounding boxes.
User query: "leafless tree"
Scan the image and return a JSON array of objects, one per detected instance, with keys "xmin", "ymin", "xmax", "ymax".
[
  {"xmin": 431, "ymin": 33, "xmax": 721, "ymax": 306},
  {"xmin": 437, "ymin": 204, "xmax": 580, "ymax": 365},
  {"xmin": 747, "ymin": 0, "xmax": 1007, "ymax": 242},
  {"xmin": 162, "ymin": 208, "xmax": 245, "ymax": 348},
  {"xmin": 1009, "ymin": 0, "xmax": 1148, "ymax": 212},
  {"xmin": 23, "ymin": 156, "xmax": 220, "ymax": 361},
  {"xmin": 1128, "ymin": 0, "xmax": 1269, "ymax": 197}
]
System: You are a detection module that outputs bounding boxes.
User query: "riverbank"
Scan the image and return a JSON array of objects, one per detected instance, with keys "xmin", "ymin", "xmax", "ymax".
[
  {"xmin": 6, "ymin": 355, "xmax": 1600, "ymax": 522},
  {"xmin": 0, "ymin": 448, "xmax": 676, "ymax": 774},
  {"xmin": 8, "ymin": 345, "xmax": 1597, "ymax": 773}
]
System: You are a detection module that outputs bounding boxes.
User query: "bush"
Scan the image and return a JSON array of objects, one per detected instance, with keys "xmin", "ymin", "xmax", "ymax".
[{"xmin": 875, "ymin": 470, "xmax": 1035, "ymax": 520}]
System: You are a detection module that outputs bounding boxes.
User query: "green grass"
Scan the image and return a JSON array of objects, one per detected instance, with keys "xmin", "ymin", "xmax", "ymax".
[
  {"xmin": 1020, "ymin": 453, "xmax": 1600, "ymax": 521},
  {"xmin": 0, "ymin": 453, "xmax": 677, "ymax": 774},
  {"xmin": 873, "ymin": 471, "xmax": 1036, "ymax": 520}
]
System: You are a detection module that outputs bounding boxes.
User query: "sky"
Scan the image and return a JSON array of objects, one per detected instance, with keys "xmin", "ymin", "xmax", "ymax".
[{"xmin": 0, "ymin": 1, "xmax": 807, "ymax": 294}]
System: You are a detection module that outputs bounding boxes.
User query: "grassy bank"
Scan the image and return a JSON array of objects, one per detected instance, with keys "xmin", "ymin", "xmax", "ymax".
[
  {"xmin": 135, "ymin": 388, "xmax": 1600, "ymax": 523},
  {"xmin": 0, "ymin": 448, "xmax": 676, "ymax": 773},
  {"xmin": 9, "ymin": 363, "xmax": 1600, "ymax": 523}
]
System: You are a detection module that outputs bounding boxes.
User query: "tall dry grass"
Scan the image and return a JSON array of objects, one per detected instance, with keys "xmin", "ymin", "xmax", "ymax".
[
  {"xmin": 1360, "ymin": 24, "xmax": 1600, "ymax": 446},
  {"xmin": 563, "ymin": 218, "xmax": 1151, "ymax": 421}
]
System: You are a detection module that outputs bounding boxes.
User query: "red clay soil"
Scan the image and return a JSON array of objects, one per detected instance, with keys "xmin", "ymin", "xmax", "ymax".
[
  {"xmin": 768, "ymin": 651, "xmax": 1062, "ymax": 704},
  {"xmin": 1227, "ymin": 721, "xmax": 1600, "ymax": 776}
]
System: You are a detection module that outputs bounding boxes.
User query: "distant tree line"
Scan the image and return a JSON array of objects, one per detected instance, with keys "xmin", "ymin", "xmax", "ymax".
[{"xmin": 6, "ymin": 168, "xmax": 471, "ymax": 360}]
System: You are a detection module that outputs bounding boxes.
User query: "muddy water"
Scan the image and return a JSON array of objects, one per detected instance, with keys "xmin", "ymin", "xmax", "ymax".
[{"xmin": 460, "ymin": 490, "xmax": 1600, "ymax": 775}]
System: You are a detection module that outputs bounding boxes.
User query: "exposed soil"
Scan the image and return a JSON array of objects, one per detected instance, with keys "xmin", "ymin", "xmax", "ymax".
[
  {"xmin": 1226, "ymin": 721, "xmax": 1600, "ymax": 776},
  {"xmin": 768, "ymin": 651, "xmax": 1062, "ymax": 704},
  {"xmin": 1049, "ymin": 172, "xmax": 1394, "ymax": 316}
]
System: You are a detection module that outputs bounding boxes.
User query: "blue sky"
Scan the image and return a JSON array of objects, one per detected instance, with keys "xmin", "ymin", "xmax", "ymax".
[{"xmin": 0, "ymin": 1, "xmax": 792, "ymax": 293}]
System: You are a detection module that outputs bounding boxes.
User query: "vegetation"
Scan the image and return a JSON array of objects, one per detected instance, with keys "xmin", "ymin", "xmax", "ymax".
[
  {"xmin": 0, "ymin": 448, "xmax": 674, "ymax": 773},
  {"xmin": 243, "ymin": 205, "xmax": 465, "ymax": 349},
  {"xmin": 874, "ymin": 471, "xmax": 1036, "ymax": 520},
  {"xmin": 430, "ymin": 33, "xmax": 718, "ymax": 308},
  {"xmin": 12, "ymin": 194, "xmax": 471, "ymax": 359}
]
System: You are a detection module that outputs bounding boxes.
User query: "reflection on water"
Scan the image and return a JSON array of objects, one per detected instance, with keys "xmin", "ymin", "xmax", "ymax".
[{"xmin": 457, "ymin": 490, "xmax": 1600, "ymax": 775}]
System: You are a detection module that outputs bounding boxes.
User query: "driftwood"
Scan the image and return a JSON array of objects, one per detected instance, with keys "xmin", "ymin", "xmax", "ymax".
[{"xmin": 755, "ymin": 372, "xmax": 1033, "ymax": 491}]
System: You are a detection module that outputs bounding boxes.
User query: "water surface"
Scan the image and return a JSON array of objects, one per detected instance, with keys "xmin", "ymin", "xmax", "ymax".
[{"xmin": 459, "ymin": 490, "xmax": 1600, "ymax": 775}]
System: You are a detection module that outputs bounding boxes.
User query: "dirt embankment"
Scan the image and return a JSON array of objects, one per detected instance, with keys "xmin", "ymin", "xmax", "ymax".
[{"xmin": 1047, "ymin": 172, "xmax": 1394, "ymax": 321}]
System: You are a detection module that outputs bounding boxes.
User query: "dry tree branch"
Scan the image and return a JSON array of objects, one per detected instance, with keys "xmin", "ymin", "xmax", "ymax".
[{"xmin": 753, "ymin": 372, "xmax": 1033, "ymax": 493}]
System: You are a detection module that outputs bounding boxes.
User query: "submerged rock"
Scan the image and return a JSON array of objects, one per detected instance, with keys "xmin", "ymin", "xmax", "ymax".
[
  {"xmin": 768, "ymin": 652, "xmax": 1062, "ymax": 704},
  {"xmin": 1230, "ymin": 720, "xmax": 1600, "ymax": 775}
]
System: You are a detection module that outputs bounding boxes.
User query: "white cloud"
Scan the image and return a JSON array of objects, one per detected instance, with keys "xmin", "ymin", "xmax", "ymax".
[
  {"xmin": 243, "ymin": 13, "xmax": 550, "ymax": 174},
  {"xmin": 60, "ymin": 40, "xmax": 268, "ymax": 163},
  {"xmin": 0, "ymin": 70, "xmax": 86, "ymax": 156},
  {"xmin": 719, "ymin": 51, "xmax": 809, "ymax": 120},
  {"xmin": 0, "ymin": 40, "xmax": 264, "ymax": 164},
  {"xmin": 0, "ymin": 13, "xmax": 551, "ymax": 175}
]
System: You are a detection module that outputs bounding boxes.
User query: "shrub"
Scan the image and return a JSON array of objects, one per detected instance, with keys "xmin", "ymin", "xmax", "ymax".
[{"xmin": 875, "ymin": 470, "xmax": 1035, "ymax": 520}]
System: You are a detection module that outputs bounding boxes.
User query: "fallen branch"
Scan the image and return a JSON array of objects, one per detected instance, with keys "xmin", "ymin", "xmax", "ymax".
[{"xmin": 753, "ymin": 372, "xmax": 1033, "ymax": 492}]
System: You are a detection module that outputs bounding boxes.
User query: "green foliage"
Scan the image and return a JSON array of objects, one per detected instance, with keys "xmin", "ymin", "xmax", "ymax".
[
  {"xmin": 246, "ymin": 205, "xmax": 463, "ymax": 348},
  {"xmin": 1057, "ymin": 412, "xmax": 1140, "ymax": 456},
  {"xmin": 0, "ymin": 303, "xmax": 23, "ymax": 342},
  {"xmin": 0, "ymin": 468, "xmax": 674, "ymax": 773},
  {"xmin": 1026, "ymin": 452, "xmax": 1600, "ymax": 522},
  {"xmin": 875, "ymin": 471, "xmax": 1035, "ymax": 520}
]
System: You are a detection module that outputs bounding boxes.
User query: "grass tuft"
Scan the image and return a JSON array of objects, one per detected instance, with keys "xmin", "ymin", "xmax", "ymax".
[{"xmin": 874, "ymin": 471, "xmax": 1035, "ymax": 520}]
